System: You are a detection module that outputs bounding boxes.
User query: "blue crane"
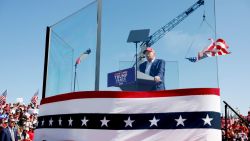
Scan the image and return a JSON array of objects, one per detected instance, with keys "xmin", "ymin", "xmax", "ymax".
[{"xmin": 138, "ymin": 0, "xmax": 205, "ymax": 61}]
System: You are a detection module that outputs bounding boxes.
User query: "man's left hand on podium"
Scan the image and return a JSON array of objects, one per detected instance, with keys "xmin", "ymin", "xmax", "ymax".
[{"xmin": 154, "ymin": 76, "xmax": 161, "ymax": 82}]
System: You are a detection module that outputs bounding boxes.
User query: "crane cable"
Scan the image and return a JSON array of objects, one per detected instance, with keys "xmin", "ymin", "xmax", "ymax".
[
  {"xmin": 184, "ymin": 14, "xmax": 206, "ymax": 58},
  {"xmin": 184, "ymin": 9, "xmax": 216, "ymax": 58}
]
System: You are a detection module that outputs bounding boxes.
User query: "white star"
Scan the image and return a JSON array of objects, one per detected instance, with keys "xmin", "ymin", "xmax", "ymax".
[
  {"xmin": 202, "ymin": 114, "xmax": 213, "ymax": 126},
  {"xmin": 58, "ymin": 117, "xmax": 62, "ymax": 126},
  {"xmin": 100, "ymin": 116, "xmax": 110, "ymax": 127},
  {"xmin": 49, "ymin": 117, "xmax": 53, "ymax": 126},
  {"xmin": 68, "ymin": 117, "xmax": 73, "ymax": 126},
  {"xmin": 175, "ymin": 115, "xmax": 186, "ymax": 126},
  {"xmin": 124, "ymin": 116, "xmax": 135, "ymax": 127},
  {"xmin": 81, "ymin": 116, "xmax": 89, "ymax": 126},
  {"xmin": 41, "ymin": 119, "xmax": 44, "ymax": 126},
  {"xmin": 149, "ymin": 116, "xmax": 160, "ymax": 127}
]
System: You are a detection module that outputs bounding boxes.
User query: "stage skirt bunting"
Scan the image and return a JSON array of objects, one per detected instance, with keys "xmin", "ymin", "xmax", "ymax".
[{"xmin": 34, "ymin": 88, "xmax": 221, "ymax": 141}]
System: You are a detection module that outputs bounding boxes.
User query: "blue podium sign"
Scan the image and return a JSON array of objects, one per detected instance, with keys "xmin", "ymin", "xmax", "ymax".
[{"xmin": 107, "ymin": 67, "xmax": 136, "ymax": 87}]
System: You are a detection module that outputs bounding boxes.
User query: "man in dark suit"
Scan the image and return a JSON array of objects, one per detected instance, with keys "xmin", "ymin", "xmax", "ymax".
[
  {"xmin": 139, "ymin": 47, "xmax": 165, "ymax": 91},
  {"xmin": 1, "ymin": 118, "xmax": 18, "ymax": 141}
]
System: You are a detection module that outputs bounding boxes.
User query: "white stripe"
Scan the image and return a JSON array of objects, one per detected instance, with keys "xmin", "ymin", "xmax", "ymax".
[
  {"xmin": 216, "ymin": 42, "xmax": 227, "ymax": 49},
  {"xmin": 34, "ymin": 128, "xmax": 221, "ymax": 141},
  {"xmin": 39, "ymin": 95, "xmax": 220, "ymax": 116},
  {"xmin": 79, "ymin": 54, "xmax": 89, "ymax": 61}
]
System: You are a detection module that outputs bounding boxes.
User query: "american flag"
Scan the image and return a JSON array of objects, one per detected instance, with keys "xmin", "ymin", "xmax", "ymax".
[
  {"xmin": 31, "ymin": 90, "xmax": 39, "ymax": 104},
  {"xmin": 75, "ymin": 48, "xmax": 91, "ymax": 65},
  {"xmin": 0, "ymin": 90, "xmax": 7, "ymax": 105},
  {"xmin": 35, "ymin": 88, "xmax": 221, "ymax": 141},
  {"xmin": 186, "ymin": 38, "xmax": 230, "ymax": 62}
]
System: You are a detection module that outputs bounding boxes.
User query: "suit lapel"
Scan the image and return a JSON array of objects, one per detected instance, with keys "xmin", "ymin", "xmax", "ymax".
[
  {"xmin": 141, "ymin": 62, "xmax": 147, "ymax": 73},
  {"xmin": 6, "ymin": 128, "xmax": 12, "ymax": 140}
]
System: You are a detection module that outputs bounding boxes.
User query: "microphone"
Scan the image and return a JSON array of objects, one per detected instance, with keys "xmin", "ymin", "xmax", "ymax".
[
  {"xmin": 85, "ymin": 48, "xmax": 91, "ymax": 54},
  {"xmin": 132, "ymin": 56, "xmax": 145, "ymax": 67},
  {"xmin": 138, "ymin": 55, "xmax": 145, "ymax": 62}
]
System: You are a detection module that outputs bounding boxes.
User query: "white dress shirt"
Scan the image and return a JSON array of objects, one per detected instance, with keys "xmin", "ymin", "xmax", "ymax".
[
  {"xmin": 145, "ymin": 58, "xmax": 155, "ymax": 75},
  {"xmin": 8, "ymin": 127, "xmax": 15, "ymax": 141}
]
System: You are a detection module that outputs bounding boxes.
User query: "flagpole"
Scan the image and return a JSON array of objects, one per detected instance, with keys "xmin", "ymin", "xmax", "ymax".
[
  {"xmin": 73, "ymin": 49, "xmax": 91, "ymax": 92},
  {"xmin": 95, "ymin": 0, "xmax": 102, "ymax": 91},
  {"xmin": 73, "ymin": 63, "xmax": 77, "ymax": 92}
]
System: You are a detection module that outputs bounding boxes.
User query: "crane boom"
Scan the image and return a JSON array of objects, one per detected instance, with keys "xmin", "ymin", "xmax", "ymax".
[{"xmin": 138, "ymin": 0, "xmax": 204, "ymax": 61}]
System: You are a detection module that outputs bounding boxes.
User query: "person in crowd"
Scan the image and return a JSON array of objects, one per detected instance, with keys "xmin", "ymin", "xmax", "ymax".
[
  {"xmin": 17, "ymin": 126, "xmax": 24, "ymax": 141},
  {"xmin": 247, "ymin": 111, "xmax": 250, "ymax": 122},
  {"xmin": 21, "ymin": 126, "xmax": 31, "ymax": 141},
  {"xmin": 27, "ymin": 125, "xmax": 34, "ymax": 141},
  {"xmin": 0, "ymin": 120, "xmax": 4, "ymax": 139},
  {"xmin": 1, "ymin": 118, "xmax": 18, "ymax": 141}
]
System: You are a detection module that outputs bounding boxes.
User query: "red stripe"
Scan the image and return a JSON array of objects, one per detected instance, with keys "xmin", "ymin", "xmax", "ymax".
[
  {"xmin": 76, "ymin": 57, "xmax": 81, "ymax": 64},
  {"xmin": 216, "ymin": 45, "xmax": 222, "ymax": 50},
  {"xmin": 41, "ymin": 88, "xmax": 220, "ymax": 105},
  {"xmin": 216, "ymin": 40, "xmax": 228, "ymax": 49},
  {"xmin": 216, "ymin": 39, "xmax": 228, "ymax": 49},
  {"xmin": 220, "ymin": 48, "xmax": 230, "ymax": 54},
  {"xmin": 211, "ymin": 52, "xmax": 216, "ymax": 56},
  {"xmin": 207, "ymin": 44, "xmax": 215, "ymax": 51}
]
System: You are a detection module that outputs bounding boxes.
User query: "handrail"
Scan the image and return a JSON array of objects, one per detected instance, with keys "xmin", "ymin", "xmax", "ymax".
[
  {"xmin": 223, "ymin": 101, "xmax": 249, "ymax": 141},
  {"xmin": 223, "ymin": 101, "xmax": 249, "ymax": 125}
]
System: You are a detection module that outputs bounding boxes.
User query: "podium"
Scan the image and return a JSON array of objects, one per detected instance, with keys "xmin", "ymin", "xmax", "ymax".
[
  {"xmin": 120, "ymin": 71, "xmax": 155, "ymax": 91},
  {"xmin": 107, "ymin": 67, "xmax": 155, "ymax": 91},
  {"xmin": 107, "ymin": 29, "xmax": 151, "ymax": 91}
]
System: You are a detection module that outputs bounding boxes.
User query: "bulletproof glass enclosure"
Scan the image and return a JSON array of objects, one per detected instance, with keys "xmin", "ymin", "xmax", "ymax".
[{"xmin": 45, "ymin": 0, "xmax": 217, "ymax": 97}]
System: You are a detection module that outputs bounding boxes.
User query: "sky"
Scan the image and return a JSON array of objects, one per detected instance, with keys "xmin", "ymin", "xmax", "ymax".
[
  {"xmin": 0, "ymin": 0, "xmax": 93, "ymax": 104},
  {"xmin": 0, "ymin": 0, "xmax": 250, "ymax": 115}
]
